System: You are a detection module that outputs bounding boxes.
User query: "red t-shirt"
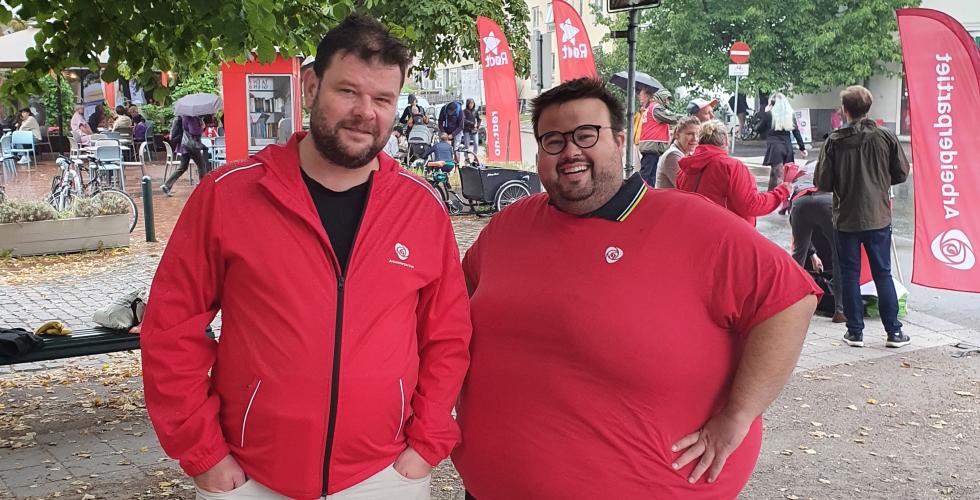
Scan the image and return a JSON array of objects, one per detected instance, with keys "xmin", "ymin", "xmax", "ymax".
[{"xmin": 453, "ymin": 187, "xmax": 820, "ymax": 500}]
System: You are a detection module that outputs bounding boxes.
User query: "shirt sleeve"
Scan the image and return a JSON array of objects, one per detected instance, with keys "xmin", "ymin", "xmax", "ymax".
[
  {"xmin": 709, "ymin": 218, "xmax": 822, "ymax": 335},
  {"xmin": 813, "ymin": 140, "xmax": 835, "ymax": 192}
]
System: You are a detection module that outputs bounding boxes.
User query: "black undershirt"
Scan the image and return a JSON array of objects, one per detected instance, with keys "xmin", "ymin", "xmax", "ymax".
[{"xmin": 301, "ymin": 170, "xmax": 369, "ymax": 272}]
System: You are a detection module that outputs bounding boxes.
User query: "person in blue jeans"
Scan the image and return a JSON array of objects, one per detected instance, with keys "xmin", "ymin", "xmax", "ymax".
[{"xmin": 814, "ymin": 85, "xmax": 911, "ymax": 348}]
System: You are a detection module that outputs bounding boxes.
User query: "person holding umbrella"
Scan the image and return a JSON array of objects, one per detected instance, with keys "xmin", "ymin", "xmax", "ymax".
[
  {"xmin": 638, "ymin": 88, "xmax": 683, "ymax": 186},
  {"xmin": 162, "ymin": 93, "xmax": 223, "ymax": 196},
  {"xmin": 161, "ymin": 115, "xmax": 207, "ymax": 196}
]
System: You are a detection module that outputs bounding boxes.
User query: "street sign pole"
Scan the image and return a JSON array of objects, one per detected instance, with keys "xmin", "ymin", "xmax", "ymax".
[
  {"xmin": 624, "ymin": 8, "xmax": 639, "ymax": 178},
  {"xmin": 732, "ymin": 74, "xmax": 740, "ymax": 153},
  {"xmin": 728, "ymin": 41, "xmax": 751, "ymax": 153}
]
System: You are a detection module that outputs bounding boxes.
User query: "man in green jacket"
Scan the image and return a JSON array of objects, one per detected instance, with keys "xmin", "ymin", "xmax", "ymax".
[{"xmin": 814, "ymin": 85, "xmax": 911, "ymax": 349}]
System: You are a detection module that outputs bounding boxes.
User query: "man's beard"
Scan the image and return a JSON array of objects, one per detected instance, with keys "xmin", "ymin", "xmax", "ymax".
[{"xmin": 309, "ymin": 95, "xmax": 389, "ymax": 169}]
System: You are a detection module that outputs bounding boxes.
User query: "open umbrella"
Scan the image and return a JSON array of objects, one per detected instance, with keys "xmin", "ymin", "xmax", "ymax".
[
  {"xmin": 172, "ymin": 93, "xmax": 223, "ymax": 116},
  {"xmin": 610, "ymin": 71, "xmax": 663, "ymax": 94}
]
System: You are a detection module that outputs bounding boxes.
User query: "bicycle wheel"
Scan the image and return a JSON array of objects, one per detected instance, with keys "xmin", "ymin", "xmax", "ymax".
[
  {"xmin": 92, "ymin": 188, "xmax": 139, "ymax": 233},
  {"xmin": 445, "ymin": 189, "xmax": 465, "ymax": 216},
  {"xmin": 494, "ymin": 181, "xmax": 531, "ymax": 212}
]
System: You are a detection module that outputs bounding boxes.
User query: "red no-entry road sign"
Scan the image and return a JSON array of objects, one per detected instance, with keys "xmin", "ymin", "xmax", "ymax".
[{"xmin": 730, "ymin": 41, "xmax": 750, "ymax": 64}]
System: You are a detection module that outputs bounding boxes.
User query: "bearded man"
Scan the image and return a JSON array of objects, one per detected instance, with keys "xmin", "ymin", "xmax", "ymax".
[{"xmin": 141, "ymin": 14, "xmax": 472, "ymax": 500}]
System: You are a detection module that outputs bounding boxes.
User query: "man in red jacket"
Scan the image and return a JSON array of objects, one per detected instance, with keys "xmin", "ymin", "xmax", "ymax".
[
  {"xmin": 141, "ymin": 15, "xmax": 471, "ymax": 499},
  {"xmin": 454, "ymin": 78, "xmax": 819, "ymax": 499}
]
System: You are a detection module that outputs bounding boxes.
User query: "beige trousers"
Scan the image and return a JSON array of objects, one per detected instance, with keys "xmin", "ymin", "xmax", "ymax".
[{"xmin": 195, "ymin": 465, "xmax": 431, "ymax": 500}]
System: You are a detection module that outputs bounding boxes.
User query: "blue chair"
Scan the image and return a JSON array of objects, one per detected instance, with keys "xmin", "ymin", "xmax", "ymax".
[
  {"xmin": 95, "ymin": 145, "xmax": 125, "ymax": 190},
  {"xmin": 1, "ymin": 133, "xmax": 17, "ymax": 178},
  {"xmin": 10, "ymin": 130, "xmax": 37, "ymax": 169},
  {"xmin": 210, "ymin": 136, "xmax": 227, "ymax": 169}
]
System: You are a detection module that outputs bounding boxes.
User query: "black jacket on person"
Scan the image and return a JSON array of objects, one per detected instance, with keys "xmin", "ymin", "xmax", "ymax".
[{"xmin": 755, "ymin": 111, "xmax": 806, "ymax": 150}]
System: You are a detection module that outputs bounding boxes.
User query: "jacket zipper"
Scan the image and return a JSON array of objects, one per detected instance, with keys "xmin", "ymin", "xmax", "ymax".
[
  {"xmin": 240, "ymin": 380, "xmax": 262, "ymax": 448},
  {"xmin": 395, "ymin": 378, "xmax": 405, "ymax": 441},
  {"xmin": 321, "ymin": 174, "xmax": 374, "ymax": 495}
]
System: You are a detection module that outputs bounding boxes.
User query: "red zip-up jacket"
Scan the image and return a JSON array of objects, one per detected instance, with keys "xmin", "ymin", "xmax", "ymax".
[
  {"xmin": 676, "ymin": 144, "xmax": 789, "ymax": 226},
  {"xmin": 141, "ymin": 132, "xmax": 472, "ymax": 499}
]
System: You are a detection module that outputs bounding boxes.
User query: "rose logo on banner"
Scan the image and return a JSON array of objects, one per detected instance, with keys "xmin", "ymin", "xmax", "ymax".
[
  {"xmin": 395, "ymin": 243, "xmax": 410, "ymax": 261},
  {"xmin": 931, "ymin": 230, "xmax": 975, "ymax": 270},
  {"xmin": 604, "ymin": 247, "xmax": 623, "ymax": 264}
]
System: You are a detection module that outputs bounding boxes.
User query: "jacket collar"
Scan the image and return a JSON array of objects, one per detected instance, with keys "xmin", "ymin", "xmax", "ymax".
[
  {"xmin": 588, "ymin": 173, "xmax": 648, "ymax": 222},
  {"xmin": 251, "ymin": 132, "xmax": 401, "ymax": 265}
]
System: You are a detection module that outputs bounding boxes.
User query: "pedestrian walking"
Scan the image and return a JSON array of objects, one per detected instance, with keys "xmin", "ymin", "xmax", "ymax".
[
  {"xmin": 161, "ymin": 115, "xmax": 208, "ymax": 196},
  {"xmin": 814, "ymin": 85, "xmax": 910, "ymax": 348},
  {"xmin": 676, "ymin": 119, "xmax": 792, "ymax": 226},
  {"xmin": 757, "ymin": 92, "xmax": 807, "ymax": 193},
  {"xmin": 453, "ymin": 77, "xmax": 819, "ymax": 500},
  {"xmin": 637, "ymin": 88, "xmax": 683, "ymax": 185},
  {"xmin": 141, "ymin": 14, "xmax": 471, "ymax": 500},
  {"xmin": 462, "ymin": 99, "xmax": 481, "ymax": 156},
  {"xmin": 654, "ymin": 115, "xmax": 700, "ymax": 189}
]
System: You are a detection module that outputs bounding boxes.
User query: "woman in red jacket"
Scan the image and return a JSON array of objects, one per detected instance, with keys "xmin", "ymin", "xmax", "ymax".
[{"xmin": 676, "ymin": 120, "xmax": 791, "ymax": 226}]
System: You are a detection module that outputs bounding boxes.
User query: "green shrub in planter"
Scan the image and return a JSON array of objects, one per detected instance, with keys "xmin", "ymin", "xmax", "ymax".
[
  {"xmin": 0, "ymin": 200, "xmax": 59, "ymax": 223},
  {"xmin": 72, "ymin": 194, "xmax": 132, "ymax": 217}
]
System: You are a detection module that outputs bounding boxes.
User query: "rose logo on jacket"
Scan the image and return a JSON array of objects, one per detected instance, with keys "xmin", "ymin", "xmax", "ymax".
[
  {"xmin": 931, "ymin": 229, "xmax": 975, "ymax": 270},
  {"xmin": 395, "ymin": 243, "xmax": 410, "ymax": 261},
  {"xmin": 605, "ymin": 247, "xmax": 623, "ymax": 264}
]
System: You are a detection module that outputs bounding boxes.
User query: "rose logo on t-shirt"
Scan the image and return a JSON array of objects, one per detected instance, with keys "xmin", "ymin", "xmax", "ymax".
[
  {"xmin": 604, "ymin": 246, "xmax": 623, "ymax": 264},
  {"xmin": 395, "ymin": 243, "xmax": 410, "ymax": 261}
]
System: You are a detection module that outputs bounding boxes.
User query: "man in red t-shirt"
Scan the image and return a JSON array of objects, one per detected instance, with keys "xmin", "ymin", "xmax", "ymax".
[{"xmin": 453, "ymin": 78, "xmax": 820, "ymax": 500}]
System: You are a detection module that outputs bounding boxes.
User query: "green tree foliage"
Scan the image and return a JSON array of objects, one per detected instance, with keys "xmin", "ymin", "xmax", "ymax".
[
  {"xmin": 1, "ymin": 0, "xmax": 529, "ymax": 101},
  {"xmin": 171, "ymin": 73, "xmax": 220, "ymax": 100},
  {"xmin": 598, "ymin": 0, "xmax": 918, "ymax": 96},
  {"xmin": 38, "ymin": 75, "xmax": 75, "ymax": 131}
]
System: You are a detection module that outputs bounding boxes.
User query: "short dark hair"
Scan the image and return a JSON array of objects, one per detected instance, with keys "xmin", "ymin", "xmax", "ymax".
[
  {"xmin": 530, "ymin": 78, "xmax": 626, "ymax": 137},
  {"xmin": 115, "ymin": 105, "xmax": 127, "ymax": 115},
  {"xmin": 19, "ymin": 107, "xmax": 32, "ymax": 115},
  {"xmin": 312, "ymin": 14, "xmax": 411, "ymax": 84},
  {"xmin": 840, "ymin": 85, "xmax": 873, "ymax": 119}
]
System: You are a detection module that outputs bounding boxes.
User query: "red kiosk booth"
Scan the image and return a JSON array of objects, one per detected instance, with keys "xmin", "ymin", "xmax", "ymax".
[{"xmin": 220, "ymin": 55, "xmax": 303, "ymax": 162}]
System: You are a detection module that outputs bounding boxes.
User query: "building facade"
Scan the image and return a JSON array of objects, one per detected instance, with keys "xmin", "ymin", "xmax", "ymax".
[{"xmin": 789, "ymin": 0, "xmax": 980, "ymax": 140}]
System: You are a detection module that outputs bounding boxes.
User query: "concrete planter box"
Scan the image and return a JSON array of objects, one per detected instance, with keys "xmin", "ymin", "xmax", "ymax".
[{"xmin": 0, "ymin": 214, "xmax": 130, "ymax": 257}]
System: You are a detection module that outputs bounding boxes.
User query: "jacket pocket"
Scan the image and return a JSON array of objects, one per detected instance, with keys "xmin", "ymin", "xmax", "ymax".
[
  {"xmin": 240, "ymin": 379, "xmax": 262, "ymax": 448},
  {"xmin": 394, "ymin": 377, "xmax": 406, "ymax": 441}
]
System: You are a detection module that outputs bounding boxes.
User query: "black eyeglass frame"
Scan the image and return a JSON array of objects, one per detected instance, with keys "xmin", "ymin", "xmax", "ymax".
[{"xmin": 536, "ymin": 124, "xmax": 614, "ymax": 155}]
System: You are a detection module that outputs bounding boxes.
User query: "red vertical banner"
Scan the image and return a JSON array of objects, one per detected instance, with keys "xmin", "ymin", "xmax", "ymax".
[
  {"xmin": 477, "ymin": 16, "xmax": 522, "ymax": 163},
  {"xmin": 552, "ymin": 0, "xmax": 596, "ymax": 81},
  {"xmin": 897, "ymin": 8, "xmax": 980, "ymax": 292}
]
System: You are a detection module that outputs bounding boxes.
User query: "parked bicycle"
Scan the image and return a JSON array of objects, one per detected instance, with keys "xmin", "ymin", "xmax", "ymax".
[{"xmin": 48, "ymin": 156, "xmax": 139, "ymax": 232}]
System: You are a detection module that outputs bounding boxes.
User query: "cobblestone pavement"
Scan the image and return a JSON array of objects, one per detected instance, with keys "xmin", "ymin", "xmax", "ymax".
[{"xmin": 2, "ymin": 156, "xmax": 979, "ymax": 498}]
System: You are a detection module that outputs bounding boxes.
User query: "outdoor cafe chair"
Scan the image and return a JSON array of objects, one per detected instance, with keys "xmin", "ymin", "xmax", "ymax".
[
  {"xmin": 95, "ymin": 145, "xmax": 125, "ymax": 190},
  {"xmin": 1, "ymin": 133, "xmax": 17, "ymax": 179},
  {"xmin": 10, "ymin": 130, "xmax": 37, "ymax": 169},
  {"xmin": 122, "ymin": 141, "xmax": 151, "ymax": 179}
]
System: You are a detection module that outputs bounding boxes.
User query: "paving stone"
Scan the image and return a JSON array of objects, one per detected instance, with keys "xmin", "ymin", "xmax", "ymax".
[
  {"xmin": 0, "ymin": 463, "xmax": 67, "ymax": 489},
  {"xmin": 0, "ymin": 445, "xmax": 59, "ymax": 471}
]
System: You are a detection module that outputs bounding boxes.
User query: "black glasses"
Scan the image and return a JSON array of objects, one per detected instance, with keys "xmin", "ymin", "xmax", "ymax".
[{"xmin": 537, "ymin": 124, "xmax": 611, "ymax": 155}]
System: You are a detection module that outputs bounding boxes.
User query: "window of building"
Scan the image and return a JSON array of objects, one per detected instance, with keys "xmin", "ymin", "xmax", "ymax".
[{"xmin": 532, "ymin": 6, "xmax": 540, "ymax": 28}]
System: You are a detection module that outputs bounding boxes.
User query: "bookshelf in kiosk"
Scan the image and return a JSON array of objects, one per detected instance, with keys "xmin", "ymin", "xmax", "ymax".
[
  {"xmin": 247, "ymin": 75, "xmax": 292, "ymax": 150},
  {"xmin": 220, "ymin": 54, "xmax": 303, "ymax": 162}
]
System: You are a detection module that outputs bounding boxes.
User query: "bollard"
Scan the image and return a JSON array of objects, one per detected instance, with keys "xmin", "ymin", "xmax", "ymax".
[{"xmin": 141, "ymin": 176, "xmax": 156, "ymax": 242}]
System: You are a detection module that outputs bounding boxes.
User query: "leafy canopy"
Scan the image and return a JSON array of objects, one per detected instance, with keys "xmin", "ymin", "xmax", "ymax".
[
  {"xmin": 1, "ymin": 0, "xmax": 530, "ymax": 101},
  {"xmin": 596, "ymin": 0, "xmax": 918, "ymax": 97}
]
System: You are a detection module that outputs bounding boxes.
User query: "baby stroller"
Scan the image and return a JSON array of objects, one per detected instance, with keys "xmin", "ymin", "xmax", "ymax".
[{"xmin": 405, "ymin": 125, "xmax": 434, "ymax": 166}]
